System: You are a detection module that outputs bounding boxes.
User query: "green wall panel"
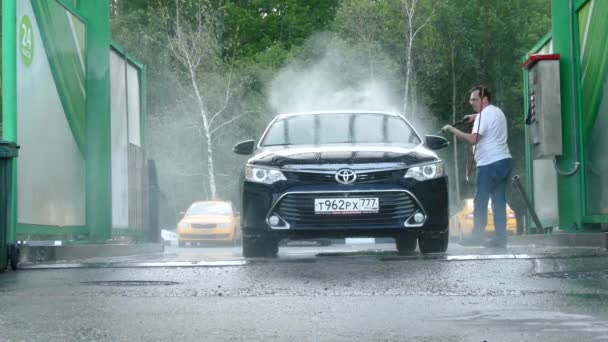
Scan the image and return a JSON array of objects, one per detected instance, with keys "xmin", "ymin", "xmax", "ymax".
[
  {"xmin": 2, "ymin": 0, "xmax": 17, "ymax": 242},
  {"xmin": 31, "ymin": 0, "xmax": 87, "ymax": 155},
  {"xmin": 578, "ymin": 0, "xmax": 608, "ymax": 215},
  {"xmin": 79, "ymin": 1, "xmax": 112, "ymax": 242},
  {"xmin": 550, "ymin": 0, "xmax": 585, "ymax": 231}
]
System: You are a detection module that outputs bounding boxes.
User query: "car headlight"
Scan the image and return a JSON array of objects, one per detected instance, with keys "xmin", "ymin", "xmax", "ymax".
[
  {"xmin": 404, "ymin": 162, "xmax": 444, "ymax": 181},
  {"xmin": 217, "ymin": 223, "xmax": 232, "ymax": 228},
  {"xmin": 245, "ymin": 165, "xmax": 286, "ymax": 184},
  {"xmin": 178, "ymin": 222, "xmax": 188, "ymax": 229}
]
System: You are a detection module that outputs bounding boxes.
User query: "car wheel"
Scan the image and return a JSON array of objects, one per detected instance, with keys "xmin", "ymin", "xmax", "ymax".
[
  {"xmin": 395, "ymin": 235, "xmax": 417, "ymax": 253},
  {"xmin": 9, "ymin": 245, "xmax": 20, "ymax": 271},
  {"xmin": 242, "ymin": 235, "xmax": 278, "ymax": 258},
  {"xmin": 418, "ymin": 231, "xmax": 449, "ymax": 254},
  {"xmin": 232, "ymin": 227, "xmax": 243, "ymax": 246},
  {"xmin": 457, "ymin": 223, "xmax": 466, "ymax": 242}
]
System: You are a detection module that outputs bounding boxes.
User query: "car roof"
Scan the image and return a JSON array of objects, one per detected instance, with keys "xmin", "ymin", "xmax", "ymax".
[{"xmin": 276, "ymin": 110, "xmax": 402, "ymax": 118}]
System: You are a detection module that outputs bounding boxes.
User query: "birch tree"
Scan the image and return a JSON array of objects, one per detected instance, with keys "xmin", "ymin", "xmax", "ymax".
[
  {"xmin": 156, "ymin": 0, "xmax": 242, "ymax": 200},
  {"xmin": 450, "ymin": 40, "xmax": 460, "ymax": 203},
  {"xmin": 401, "ymin": 0, "xmax": 433, "ymax": 119}
]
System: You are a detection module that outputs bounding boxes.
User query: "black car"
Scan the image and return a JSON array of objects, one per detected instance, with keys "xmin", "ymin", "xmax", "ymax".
[{"xmin": 233, "ymin": 111, "xmax": 449, "ymax": 257}]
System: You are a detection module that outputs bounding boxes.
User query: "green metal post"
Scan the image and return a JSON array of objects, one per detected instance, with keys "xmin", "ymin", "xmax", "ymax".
[
  {"xmin": 551, "ymin": 0, "xmax": 584, "ymax": 231},
  {"xmin": 522, "ymin": 59, "xmax": 534, "ymax": 233},
  {"xmin": 79, "ymin": 2, "xmax": 112, "ymax": 243},
  {"xmin": 141, "ymin": 65, "xmax": 147, "ymax": 149},
  {"xmin": 3, "ymin": 0, "xmax": 18, "ymax": 243}
]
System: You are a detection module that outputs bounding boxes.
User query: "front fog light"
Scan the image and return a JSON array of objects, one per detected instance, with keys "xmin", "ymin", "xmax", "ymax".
[
  {"xmin": 414, "ymin": 213, "xmax": 425, "ymax": 223},
  {"xmin": 269, "ymin": 215, "xmax": 280, "ymax": 226}
]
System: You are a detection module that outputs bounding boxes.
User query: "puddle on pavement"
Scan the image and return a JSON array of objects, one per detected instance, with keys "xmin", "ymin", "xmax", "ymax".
[
  {"xmin": 79, "ymin": 280, "xmax": 180, "ymax": 286},
  {"xmin": 531, "ymin": 270, "xmax": 608, "ymax": 280}
]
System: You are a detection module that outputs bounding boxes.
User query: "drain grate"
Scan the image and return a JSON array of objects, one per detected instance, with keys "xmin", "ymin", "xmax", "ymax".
[
  {"xmin": 531, "ymin": 270, "xmax": 608, "ymax": 280},
  {"xmin": 79, "ymin": 280, "xmax": 180, "ymax": 286}
]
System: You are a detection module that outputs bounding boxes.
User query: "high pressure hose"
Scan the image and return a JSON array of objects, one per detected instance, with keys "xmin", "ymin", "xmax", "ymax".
[{"xmin": 554, "ymin": 0, "xmax": 580, "ymax": 176}]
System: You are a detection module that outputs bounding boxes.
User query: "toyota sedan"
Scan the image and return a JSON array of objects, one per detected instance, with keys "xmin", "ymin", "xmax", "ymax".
[{"xmin": 233, "ymin": 111, "xmax": 449, "ymax": 257}]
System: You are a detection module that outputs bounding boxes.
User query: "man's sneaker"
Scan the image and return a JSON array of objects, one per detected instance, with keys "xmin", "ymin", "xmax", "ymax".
[{"xmin": 483, "ymin": 238, "xmax": 507, "ymax": 249}]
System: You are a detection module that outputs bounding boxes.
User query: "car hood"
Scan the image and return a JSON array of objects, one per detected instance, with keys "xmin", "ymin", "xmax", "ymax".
[{"xmin": 248, "ymin": 144, "xmax": 438, "ymax": 168}]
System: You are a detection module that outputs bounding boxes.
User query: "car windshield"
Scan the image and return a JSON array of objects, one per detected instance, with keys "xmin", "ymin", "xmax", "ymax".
[
  {"xmin": 260, "ymin": 113, "xmax": 421, "ymax": 146},
  {"xmin": 186, "ymin": 203, "xmax": 233, "ymax": 216}
]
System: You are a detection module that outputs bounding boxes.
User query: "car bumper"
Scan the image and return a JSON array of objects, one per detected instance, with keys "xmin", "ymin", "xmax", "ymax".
[
  {"xmin": 241, "ymin": 178, "xmax": 448, "ymax": 238},
  {"xmin": 177, "ymin": 227, "xmax": 236, "ymax": 242}
]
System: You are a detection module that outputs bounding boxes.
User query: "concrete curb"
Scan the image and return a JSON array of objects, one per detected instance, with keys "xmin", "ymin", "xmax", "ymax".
[
  {"xmin": 19, "ymin": 243, "xmax": 164, "ymax": 263},
  {"xmin": 508, "ymin": 232, "xmax": 607, "ymax": 248},
  {"xmin": 14, "ymin": 233, "xmax": 607, "ymax": 264},
  {"xmin": 376, "ymin": 233, "xmax": 607, "ymax": 248}
]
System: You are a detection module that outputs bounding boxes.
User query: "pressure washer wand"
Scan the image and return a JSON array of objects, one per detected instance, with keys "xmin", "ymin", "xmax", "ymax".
[{"xmin": 436, "ymin": 118, "xmax": 468, "ymax": 135}]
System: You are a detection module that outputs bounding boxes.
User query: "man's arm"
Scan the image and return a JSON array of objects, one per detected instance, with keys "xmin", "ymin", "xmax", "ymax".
[
  {"xmin": 441, "ymin": 113, "xmax": 481, "ymax": 145},
  {"xmin": 445, "ymin": 126, "xmax": 479, "ymax": 145}
]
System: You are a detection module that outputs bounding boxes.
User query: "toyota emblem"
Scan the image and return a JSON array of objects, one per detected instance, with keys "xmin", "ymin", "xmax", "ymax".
[{"xmin": 335, "ymin": 168, "xmax": 357, "ymax": 184}]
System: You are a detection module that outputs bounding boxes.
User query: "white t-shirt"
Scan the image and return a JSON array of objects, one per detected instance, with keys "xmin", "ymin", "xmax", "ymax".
[{"xmin": 472, "ymin": 104, "xmax": 511, "ymax": 166}]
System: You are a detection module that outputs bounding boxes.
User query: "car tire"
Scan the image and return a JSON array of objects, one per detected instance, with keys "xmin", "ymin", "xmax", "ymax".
[
  {"xmin": 242, "ymin": 235, "xmax": 278, "ymax": 258},
  {"xmin": 395, "ymin": 235, "xmax": 417, "ymax": 253},
  {"xmin": 232, "ymin": 234, "xmax": 243, "ymax": 247},
  {"xmin": 9, "ymin": 245, "xmax": 19, "ymax": 271},
  {"xmin": 418, "ymin": 231, "xmax": 449, "ymax": 254},
  {"xmin": 458, "ymin": 223, "xmax": 465, "ymax": 242}
]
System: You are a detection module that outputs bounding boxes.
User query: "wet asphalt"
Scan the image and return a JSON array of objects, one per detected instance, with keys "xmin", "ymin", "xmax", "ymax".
[{"xmin": 1, "ymin": 242, "xmax": 608, "ymax": 342}]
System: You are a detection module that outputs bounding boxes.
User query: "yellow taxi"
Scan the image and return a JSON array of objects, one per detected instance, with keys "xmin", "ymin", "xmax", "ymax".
[
  {"xmin": 177, "ymin": 201, "xmax": 239, "ymax": 246},
  {"xmin": 450, "ymin": 198, "xmax": 517, "ymax": 241}
]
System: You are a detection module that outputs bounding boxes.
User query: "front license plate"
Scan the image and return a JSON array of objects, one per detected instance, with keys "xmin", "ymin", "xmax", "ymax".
[{"xmin": 314, "ymin": 197, "xmax": 379, "ymax": 215}]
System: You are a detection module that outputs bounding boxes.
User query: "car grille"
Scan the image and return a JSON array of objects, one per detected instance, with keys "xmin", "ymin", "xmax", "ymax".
[
  {"xmin": 180, "ymin": 233, "xmax": 230, "ymax": 239},
  {"xmin": 274, "ymin": 191, "xmax": 418, "ymax": 229},
  {"xmin": 283, "ymin": 169, "xmax": 400, "ymax": 184},
  {"xmin": 191, "ymin": 223, "xmax": 216, "ymax": 229}
]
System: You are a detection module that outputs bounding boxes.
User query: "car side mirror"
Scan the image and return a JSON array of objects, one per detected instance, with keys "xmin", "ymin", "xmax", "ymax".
[
  {"xmin": 233, "ymin": 140, "xmax": 255, "ymax": 155},
  {"xmin": 424, "ymin": 135, "xmax": 449, "ymax": 151}
]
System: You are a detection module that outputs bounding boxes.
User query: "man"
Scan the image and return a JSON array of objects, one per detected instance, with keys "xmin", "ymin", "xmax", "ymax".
[{"xmin": 442, "ymin": 86, "xmax": 512, "ymax": 248}]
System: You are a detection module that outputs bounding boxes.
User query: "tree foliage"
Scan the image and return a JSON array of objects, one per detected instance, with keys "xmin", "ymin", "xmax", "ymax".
[{"xmin": 111, "ymin": 0, "xmax": 551, "ymax": 227}]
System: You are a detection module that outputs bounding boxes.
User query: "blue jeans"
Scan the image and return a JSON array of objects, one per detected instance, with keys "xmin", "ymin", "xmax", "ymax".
[{"xmin": 472, "ymin": 158, "xmax": 512, "ymax": 243}]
